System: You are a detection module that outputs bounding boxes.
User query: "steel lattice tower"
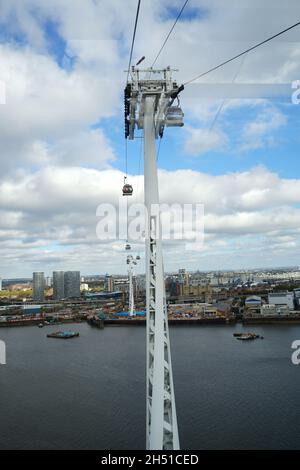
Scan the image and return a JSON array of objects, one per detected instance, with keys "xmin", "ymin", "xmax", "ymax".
[
  {"xmin": 124, "ymin": 67, "xmax": 184, "ymax": 449},
  {"xmin": 126, "ymin": 254, "xmax": 137, "ymax": 317}
]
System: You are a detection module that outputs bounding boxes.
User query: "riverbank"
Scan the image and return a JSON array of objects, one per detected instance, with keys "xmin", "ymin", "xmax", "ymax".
[
  {"xmin": 0, "ymin": 317, "xmax": 232, "ymax": 327},
  {"xmin": 105, "ymin": 317, "xmax": 234, "ymax": 326},
  {"xmin": 0, "ymin": 318, "xmax": 84, "ymax": 327},
  {"xmin": 1, "ymin": 314, "xmax": 300, "ymax": 328},
  {"xmin": 243, "ymin": 315, "xmax": 300, "ymax": 324}
]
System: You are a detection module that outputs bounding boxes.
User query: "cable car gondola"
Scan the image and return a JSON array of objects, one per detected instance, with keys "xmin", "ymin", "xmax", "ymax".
[
  {"xmin": 122, "ymin": 176, "xmax": 133, "ymax": 196},
  {"xmin": 165, "ymin": 105, "xmax": 184, "ymax": 127}
]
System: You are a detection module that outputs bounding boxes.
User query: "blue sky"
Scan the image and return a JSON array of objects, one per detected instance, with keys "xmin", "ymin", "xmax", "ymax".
[
  {"xmin": 2, "ymin": 5, "xmax": 298, "ymax": 180},
  {"xmin": 8, "ymin": 8, "xmax": 296, "ymax": 178},
  {"xmin": 0, "ymin": 0, "xmax": 300, "ymax": 277}
]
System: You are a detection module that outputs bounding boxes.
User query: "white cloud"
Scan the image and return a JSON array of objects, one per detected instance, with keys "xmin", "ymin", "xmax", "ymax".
[
  {"xmin": 0, "ymin": 43, "xmax": 119, "ymax": 177},
  {"xmin": 241, "ymin": 107, "xmax": 287, "ymax": 151},
  {"xmin": 0, "ymin": 165, "xmax": 299, "ymax": 274},
  {"xmin": 46, "ymin": 130, "xmax": 116, "ymax": 168},
  {"xmin": 184, "ymin": 126, "xmax": 227, "ymax": 156},
  {"xmin": 244, "ymin": 110, "xmax": 287, "ymax": 137},
  {"xmin": 0, "ymin": 0, "xmax": 300, "ymax": 274}
]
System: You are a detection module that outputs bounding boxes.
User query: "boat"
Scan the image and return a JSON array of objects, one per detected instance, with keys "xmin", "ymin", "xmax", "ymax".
[
  {"xmin": 38, "ymin": 323, "xmax": 44, "ymax": 328},
  {"xmin": 47, "ymin": 331, "xmax": 79, "ymax": 339},
  {"xmin": 235, "ymin": 333, "xmax": 264, "ymax": 341},
  {"xmin": 233, "ymin": 332, "xmax": 261, "ymax": 340},
  {"xmin": 236, "ymin": 334, "xmax": 256, "ymax": 341}
]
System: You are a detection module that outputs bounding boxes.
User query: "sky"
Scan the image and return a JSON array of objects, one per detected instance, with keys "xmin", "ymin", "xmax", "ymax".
[{"xmin": 0, "ymin": 0, "xmax": 300, "ymax": 277}]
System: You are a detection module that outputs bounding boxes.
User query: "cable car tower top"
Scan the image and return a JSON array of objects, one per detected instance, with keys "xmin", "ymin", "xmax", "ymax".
[
  {"xmin": 125, "ymin": 66, "xmax": 184, "ymax": 140},
  {"xmin": 124, "ymin": 66, "xmax": 183, "ymax": 450}
]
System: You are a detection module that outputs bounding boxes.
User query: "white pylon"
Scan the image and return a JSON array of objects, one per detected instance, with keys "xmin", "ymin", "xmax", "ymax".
[
  {"xmin": 128, "ymin": 261, "xmax": 135, "ymax": 317},
  {"xmin": 124, "ymin": 67, "xmax": 183, "ymax": 450},
  {"xmin": 127, "ymin": 254, "xmax": 137, "ymax": 317}
]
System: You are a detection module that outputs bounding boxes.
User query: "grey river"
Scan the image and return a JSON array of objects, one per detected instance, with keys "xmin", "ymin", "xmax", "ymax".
[{"xmin": 0, "ymin": 323, "xmax": 300, "ymax": 449}]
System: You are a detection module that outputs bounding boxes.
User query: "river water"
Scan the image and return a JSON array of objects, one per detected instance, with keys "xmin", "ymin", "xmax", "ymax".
[{"xmin": 0, "ymin": 323, "xmax": 300, "ymax": 449}]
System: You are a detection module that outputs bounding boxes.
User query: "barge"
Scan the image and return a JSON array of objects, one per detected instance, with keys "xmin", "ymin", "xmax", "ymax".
[{"xmin": 47, "ymin": 331, "xmax": 79, "ymax": 339}]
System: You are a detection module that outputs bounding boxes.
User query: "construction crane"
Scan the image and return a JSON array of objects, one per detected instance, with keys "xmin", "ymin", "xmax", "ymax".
[{"xmin": 124, "ymin": 66, "xmax": 184, "ymax": 450}]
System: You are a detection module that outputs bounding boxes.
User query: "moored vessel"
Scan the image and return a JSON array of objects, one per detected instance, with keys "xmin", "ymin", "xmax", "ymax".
[{"xmin": 47, "ymin": 331, "xmax": 79, "ymax": 339}]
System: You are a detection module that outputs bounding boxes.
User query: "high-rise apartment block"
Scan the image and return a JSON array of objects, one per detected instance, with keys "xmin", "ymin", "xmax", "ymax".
[
  {"xmin": 53, "ymin": 271, "xmax": 65, "ymax": 300},
  {"xmin": 64, "ymin": 271, "xmax": 80, "ymax": 298},
  {"xmin": 33, "ymin": 272, "xmax": 45, "ymax": 302}
]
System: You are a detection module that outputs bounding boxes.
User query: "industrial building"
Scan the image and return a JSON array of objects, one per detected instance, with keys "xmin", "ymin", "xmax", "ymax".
[
  {"xmin": 168, "ymin": 303, "xmax": 222, "ymax": 319},
  {"xmin": 294, "ymin": 288, "xmax": 300, "ymax": 310},
  {"xmin": 84, "ymin": 291, "xmax": 123, "ymax": 300},
  {"xmin": 260, "ymin": 304, "xmax": 291, "ymax": 316},
  {"xmin": 268, "ymin": 292, "xmax": 294, "ymax": 310},
  {"xmin": 22, "ymin": 305, "xmax": 41, "ymax": 315},
  {"xmin": 245, "ymin": 295, "xmax": 262, "ymax": 307}
]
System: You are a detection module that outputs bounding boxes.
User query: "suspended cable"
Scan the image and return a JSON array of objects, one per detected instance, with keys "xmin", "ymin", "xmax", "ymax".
[
  {"xmin": 125, "ymin": 189, "xmax": 128, "ymax": 243},
  {"xmin": 184, "ymin": 20, "xmax": 300, "ymax": 86},
  {"xmin": 151, "ymin": 0, "xmax": 190, "ymax": 68},
  {"xmin": 136, "ymin": 135, "xmax": 143, "ymax": 197},
  {"xmin": 126, "ymin": 0, "xmax": 142, "ymax": 84},
  {"xmin": 124, "ymin": 0, "xmax": 141, "ymax": 231},
  {"xmin": 125, "ymin": 139, "xmax": 128, "ymax": 176},
  {"xmin": 134, "ymin": 136, "xmax": 144, "ymax": 259},
  {"xmin": 156, "ymin": 138, "xmax": 162, "ymax": 162},
  {"xmin": 209, "ymin": 53, "xmax": 247, "ymax": 132},
  {"xmin": 124, "ymin": 0, "xmax": 142, "ymax": 246}
]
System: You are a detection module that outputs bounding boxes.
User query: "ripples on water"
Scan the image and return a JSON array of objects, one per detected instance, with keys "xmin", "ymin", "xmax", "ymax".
[{"xmin": 0, "ymin": 323, "xmax": 300, "ymax": 449}]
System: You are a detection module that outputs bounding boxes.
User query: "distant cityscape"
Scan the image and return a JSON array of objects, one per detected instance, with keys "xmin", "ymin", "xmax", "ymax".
[{"xmin": 1, "ymin": 266, "xmax": 300, "ymax": 327}]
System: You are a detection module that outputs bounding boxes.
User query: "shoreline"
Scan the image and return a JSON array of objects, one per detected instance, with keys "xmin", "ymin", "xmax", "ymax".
[
  {"xmin": 2, "ymin": 316, "xmax": 300, "ymax": 327},
  {"xmin": 243, "ymin": 315, "xmax": 300, "ymax": 325},
  {"xmin": 104, "ymin": 318, "xmax": 233, "ymax": 326},
  {"xmin": 105, "ymin": 317, "xmax": 300, "ymax": 326},
  {"xmin": 0, "ymin": 319, "xmax": 84, "ymax": 328}
]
